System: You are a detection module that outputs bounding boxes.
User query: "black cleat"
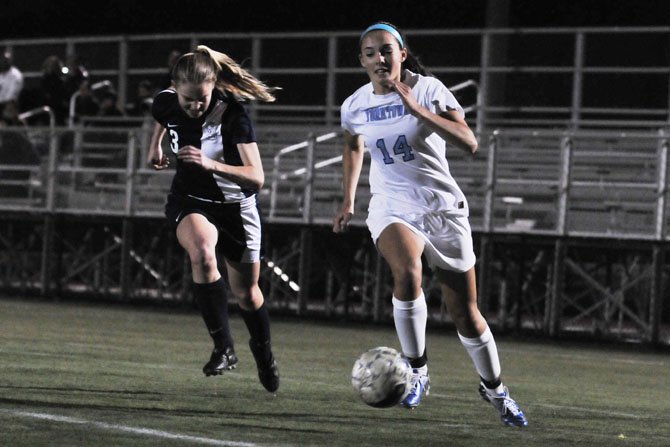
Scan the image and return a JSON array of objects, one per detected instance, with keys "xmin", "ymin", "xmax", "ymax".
[
  {"xmin": 203, "ymin": 346, "xmax": 238, "ymax": 376},
  {"xmin": 249, "ymin": 340, "xmax": 279, "ymax": 392}
]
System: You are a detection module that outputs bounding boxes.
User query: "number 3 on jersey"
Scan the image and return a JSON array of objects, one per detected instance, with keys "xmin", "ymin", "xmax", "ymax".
[
  {"xmin": 376, "ymin": 135, "xmax": 415, "ymax": 164},
  {"xmin": 169, "ymin": 129, "xmax": 179, "ymax": 154}
]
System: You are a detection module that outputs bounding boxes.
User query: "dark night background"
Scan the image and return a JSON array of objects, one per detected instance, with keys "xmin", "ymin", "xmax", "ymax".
[{"xmin": 2, "ymin": 0, "xmax": 670, "ymax": 39}]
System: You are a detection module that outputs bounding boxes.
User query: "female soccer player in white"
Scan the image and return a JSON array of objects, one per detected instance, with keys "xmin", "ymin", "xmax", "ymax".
[
  {"xmin": 332, "ymin": 22, "xmax": 527, "ymax": 426},
  {"xmin": 147, "ymin": 46, "xmax": 279, "ymax": 392}
]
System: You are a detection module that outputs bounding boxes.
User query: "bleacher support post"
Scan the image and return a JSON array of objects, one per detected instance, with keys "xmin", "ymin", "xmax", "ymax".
[
  {"xmin": 570, "ymin": 32, "xmax": 585, "ymax": 129},
  {"xmin": 119, "ymin": 132, "xmax": 138, "ymax": 300},
  {"xmin": 478, "ymin": 131, "xmax": 499, "ymax": 314},
  {"xmin": 40, "ymin": 125, "xmax": 59, "ymax": 297},
  {"xmin": 649, "ymin": 245, "xmax": 666, "ymax": 344},
  {"xmin": 549, "ymin": 240, "xmax": 566, "ymax": 337},
  {"xmin": 120, "ymin": 219, "xmax": 133, "ymax": 300},
  {"xmin": 296, "ymin": 134, "xmax": 316, "ymax": 314},
  {"xmin": 302, "ymin": 134, "xmax": 315, "ymax": 224},
  {"xmin": 649, "ymin": 132, "xmax": 668, "ymax": 343},
  {"xmin": 548, "ymin": 135, "xmax": 573, "ymax": 336},
  {"xmin": 477, "ymin": 31, "xmax": 491, "ymax": 134},
  {"xmin": 124, "ymin": 132, "xmax": 136, "ymax": 215},
  {"xmin": 297, "ymin": 228, "xmax": 312, "ymax": 316},
  {"xmin": 40, "ymin": 215, "xmax": 55, "ymax": 297}
]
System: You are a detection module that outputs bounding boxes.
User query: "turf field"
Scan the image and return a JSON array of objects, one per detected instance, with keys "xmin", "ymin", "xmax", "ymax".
[{"xmin": 1, "ymin": 297, "xmax": 668, "ymax": 447}]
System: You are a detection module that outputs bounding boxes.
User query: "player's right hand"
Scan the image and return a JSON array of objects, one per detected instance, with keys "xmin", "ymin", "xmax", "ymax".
[
  {"xmin": 332, "ymin": 211, "xmax": 353, "ymax": 233},
  {"xmin": 149, "ymin": 154, "xmax": 170, "ymax": 170}
]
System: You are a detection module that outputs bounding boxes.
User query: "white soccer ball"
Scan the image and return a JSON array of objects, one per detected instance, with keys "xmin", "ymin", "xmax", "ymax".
[{"xmin": 351, "ymin": 346, "xmax": 413, "ymax": 408}]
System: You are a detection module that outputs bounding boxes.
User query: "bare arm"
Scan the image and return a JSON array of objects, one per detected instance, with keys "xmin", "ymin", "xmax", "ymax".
[
  {"xmin": 387, "ymin": 79, "xmax": 478, "ymax": 154},
  {"xmin": 177, "ymin": 142, "xmax": 265, "ymax": 190},
  {"xmin": 147, "ymin": 122, "xmax": 170, "ymax": 169},
  {"xmin": 332, "ymin": 130, "xmax": 365, "ymax": 233},
  {"xmin": 417, "ymin": 108, "xmax": 478, "ymax": 155}
]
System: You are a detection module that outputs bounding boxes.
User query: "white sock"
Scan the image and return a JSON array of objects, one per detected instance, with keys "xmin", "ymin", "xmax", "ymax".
[
  {"xmin": 458, "ymin": 326, "xmax": 504, "ymax": 394},
  {"xmin": 414, "ymin": 365, "xmax": 428, "ymax": 376},
  {"xmin": 392, "ymin": 293, "xmax": 427, "ymax": 362}
]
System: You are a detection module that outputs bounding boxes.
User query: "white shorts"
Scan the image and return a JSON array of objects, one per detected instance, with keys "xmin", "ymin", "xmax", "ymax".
[{"xmin": 366, "ymin": 208, "xmax": 476, "ymax": 273}]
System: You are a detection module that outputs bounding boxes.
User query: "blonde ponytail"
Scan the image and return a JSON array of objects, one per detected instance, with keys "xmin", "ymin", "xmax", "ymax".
[{"xmin": 195, "ymin": 45, "xmax": 279, "ymax": 102}]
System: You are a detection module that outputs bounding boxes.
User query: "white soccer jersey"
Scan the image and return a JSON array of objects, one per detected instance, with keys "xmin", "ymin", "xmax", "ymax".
[{"xmin": 341, "ymin": 70, "xmax": 468, "ymax": 216}]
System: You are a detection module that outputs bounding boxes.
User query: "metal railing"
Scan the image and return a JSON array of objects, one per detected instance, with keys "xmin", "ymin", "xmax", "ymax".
[
  {"xmin": 68, "ymin": 79, "xmax": 112, "ymax": 127},
  {"xmin": 18, "ymin": 105, "xmax": 55, "ymax": 128},
  {"xmin": 0, "ymin": 124, "xmax": 668, "ymax": 344},
  {"xmin": 266, "ymin": 80, "xmax": 480, "ymax": 222},
  {"xmin": 4, "ymin": 27, "xmax": 670, "ymax": 130},
  {"xmin": 269, "ymin": 131, "xmax": 338, "ymax": 222},
  {"xmin": 0, "ymin": 124, "xmax": 668, "ymax": 240}
]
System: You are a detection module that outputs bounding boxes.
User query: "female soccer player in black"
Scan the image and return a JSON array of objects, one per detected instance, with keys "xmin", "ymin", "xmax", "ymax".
[{"xmin": 147, "ymin": 45, "xmax": 278, "ymax": 392}]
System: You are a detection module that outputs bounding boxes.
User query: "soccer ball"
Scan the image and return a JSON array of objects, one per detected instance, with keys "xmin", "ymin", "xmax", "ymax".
[{"xmin": 351, "ymin": 346, "xmax": 413, "ymax": 408}]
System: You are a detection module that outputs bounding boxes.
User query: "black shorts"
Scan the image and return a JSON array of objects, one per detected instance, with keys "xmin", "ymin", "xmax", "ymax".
[{"xmin": 165, "ymin": 193, "xmax": 264, "ymax": 263}]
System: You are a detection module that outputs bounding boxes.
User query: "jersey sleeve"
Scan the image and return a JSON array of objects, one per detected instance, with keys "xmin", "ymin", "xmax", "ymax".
[
  {"xmin": 340, "ymin": 96, "xmax": 355, "ymax": 134},
  {"xmin": 151, "ymin": 90, "xmax": 175, "ymax": 126},
  {"xmin": 424, "ymin": 78, "xmax": 464, "ymax": 119}
]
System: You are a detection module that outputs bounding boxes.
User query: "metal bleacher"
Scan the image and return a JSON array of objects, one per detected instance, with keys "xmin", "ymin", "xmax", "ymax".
[
  {"xmin": 2, "ymin": 121, "xmax": 667, "ymax": 239},
  {"xmin": 0, "ymin": 27, "xmax": 669, "ymax": 344},
  {"xmin": 4, "ymin": 120, "xmax": 667, "ymax": 344}
]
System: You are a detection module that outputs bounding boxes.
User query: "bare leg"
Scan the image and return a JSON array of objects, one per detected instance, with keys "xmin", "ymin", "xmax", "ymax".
[
  {"xmin": 377, "ymin": 224, "xmax": 427, "ymax": 359},
  {"xmin": 435, "ymin": 267, "xmax": 486, "ymax": 338},
  {"xmin": 437, "ymin": 266, "xmax": 502, "ymax": 386},
  {"xmin": 176, "ymin": 213, "xmax": 221, "ymax": 283}
]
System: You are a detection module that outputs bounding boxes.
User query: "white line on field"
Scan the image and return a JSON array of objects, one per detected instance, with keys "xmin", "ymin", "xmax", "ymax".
[{"xmin": 0, "ymin": 408, "xmax": 260, "ymax": 446}]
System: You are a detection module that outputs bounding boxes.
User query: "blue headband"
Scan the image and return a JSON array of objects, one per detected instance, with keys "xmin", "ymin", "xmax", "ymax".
[{"xmin": 360, "ymin": 24, "xmax": 404, "ymax": 48}]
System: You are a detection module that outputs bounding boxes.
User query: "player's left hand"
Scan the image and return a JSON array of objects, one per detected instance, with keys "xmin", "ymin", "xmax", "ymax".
[{"xmin": 177, "ymin": 145, "xmax": 214, "ymax": 170}]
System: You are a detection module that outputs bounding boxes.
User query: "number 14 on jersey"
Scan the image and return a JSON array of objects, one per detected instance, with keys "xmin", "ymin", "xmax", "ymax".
[{"xmin": 376, "ymin": 135, "xmax": 415, "ymax": 164}]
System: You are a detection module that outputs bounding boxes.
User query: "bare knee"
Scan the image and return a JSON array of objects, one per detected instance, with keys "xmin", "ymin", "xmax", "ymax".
[
  {"xmin": 445, "ymin": 297, "xmax": 486, "ymax": 336},
  {"xmin": 230, "ymin": 284, "xmax": 264, "ymax": 310},
  {"xmin": 450, "ymin": 301, "xmax": 479, "ymax": 325},
  {"xmin": 187, "ymin": 243, "xmax": 218, "ymax": 277},
  {"xmin": 390, "ymin": 258, "xmax": 423, "ymax": 299}
]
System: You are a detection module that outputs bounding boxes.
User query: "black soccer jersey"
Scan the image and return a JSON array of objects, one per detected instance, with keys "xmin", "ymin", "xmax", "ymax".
[{"xmin": 152, "ymin": 88, "xmax": 258, "ymax": 203}]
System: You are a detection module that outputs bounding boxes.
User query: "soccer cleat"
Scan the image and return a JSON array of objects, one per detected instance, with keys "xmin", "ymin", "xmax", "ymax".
[
  {"xmin": 478, "ymin": 383, "xmax": 528, "ymax": 427},
  {"xmin": 203, "ymin": 346, "xmax": 238, "ymax": 376},
  {"xmin": 400, "ymin": 369, "xmax": 430, "ymax": 409},
  {"xmin": 249, "ymin": 340, "xmax": 279, "ymax": 393}
]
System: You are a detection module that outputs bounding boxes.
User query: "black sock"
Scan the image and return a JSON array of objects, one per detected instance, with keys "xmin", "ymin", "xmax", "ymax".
[
  {"xmin": 481, "ymin": 376, "xmax": 502, "ymax": 390},
  {"xmin": 240, "ymin": 303, "xmax": 271, "ymax": 345},
  {"xmin": 408, "ymin": 349, "xmax": 428, "ymax": 369},
  {"xmin": 192, "ymin": 278, "xmax": 234, "ymax": 351}
]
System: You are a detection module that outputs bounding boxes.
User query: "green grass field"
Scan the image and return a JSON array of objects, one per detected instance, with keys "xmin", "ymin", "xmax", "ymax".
[{"xmin": 1, "ymin": 297, "xmax": 668, "ymax": 447}]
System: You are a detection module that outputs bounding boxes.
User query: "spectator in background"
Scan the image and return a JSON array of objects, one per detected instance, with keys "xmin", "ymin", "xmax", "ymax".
[
  {"xmin": 0, "ymin": 100, "xmax": 21, "ymax": 126},
  {"xmin": 0, "ymin": 99, "xmax": 38, "ymax": 196},
  {"xmin": 64, "ymin": 54, "xmax": 89, "ymax": 99},
  {"xmin": 126, "ymin": 79, "xmax": 155, "ymax": 116},
  {"xmin": 159, "ymin": 50, "xmax": 182, "ymax": 89},
  {"xmin": 0, "ymin": 51, "xmax": 24, "ymax": 120},
  {"xmin": 40, "ymin": 55, "xmax": 68, "ymax": 125},
  {"xmin": 70, "ymin": 79, "xmax": 99, "ymax": 122},
  {"xmin": 97, "ymin": 90, "xmax": 124, "ymax": 118}
]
